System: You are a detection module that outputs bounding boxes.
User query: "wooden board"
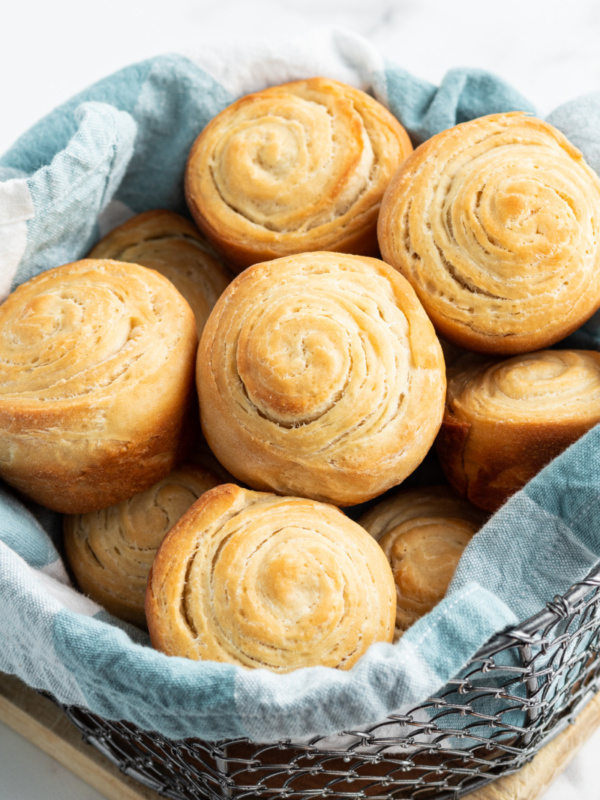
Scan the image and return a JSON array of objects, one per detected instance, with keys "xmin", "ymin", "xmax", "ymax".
[
  {"xmin": 1, "ymin": 673, "xmax": 600, "ymax": 800},
  {"xmin": 0, "ymin": 674, "xmax": 160, "ymax": 800}
]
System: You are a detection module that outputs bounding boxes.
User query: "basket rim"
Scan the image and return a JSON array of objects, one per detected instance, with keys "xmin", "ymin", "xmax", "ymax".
[{"xmin": 474, "ymin": 560, "xmax": 600, "ymax": 659}]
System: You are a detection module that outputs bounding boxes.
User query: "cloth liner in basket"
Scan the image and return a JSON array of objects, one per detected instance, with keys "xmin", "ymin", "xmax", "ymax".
[{"xmin": 1, "ymin": 28, "xmax": 600, "ymax": 744}]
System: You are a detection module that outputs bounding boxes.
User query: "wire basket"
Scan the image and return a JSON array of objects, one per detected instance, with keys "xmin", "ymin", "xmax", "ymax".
[{"xmin": 48, "ymin": 562, "xmax": 600, "ymax": 800}]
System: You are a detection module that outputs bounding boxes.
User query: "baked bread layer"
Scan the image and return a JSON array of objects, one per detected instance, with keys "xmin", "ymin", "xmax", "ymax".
[
  {"xmin": 146, "ymin": 484, "xmax": 396, "ymax": 671},
  {"xmin": 89, "ymin": 210, "xmax": 231, "ymax": 338},
  {"xmin": 436, "ymin": 350, "xmax": 600, "ymax": 510},
  {"xmin": 378, "ymin": 113, "xmax": 600, "ymax": 354},
  {"xmin": 197, "ymin": 251, "xmax": 446, "ymax": 506},
  {"xmin": 0, "ymin": 259, "xmax": 197, "ymax": 512},
  {"xmin": 360, "ymin": 487, "xmax": 485, "ymax": 636},
  {"xmin": 186, "ymin": 77, "xmax": 412, "ymax": 270},
  {"xmin": 64, "ymin": 465, "xmax": 221, "ymax": 626}
]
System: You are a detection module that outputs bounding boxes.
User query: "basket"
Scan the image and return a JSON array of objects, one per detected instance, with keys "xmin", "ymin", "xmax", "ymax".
[{"xmin": 51, "ymin": 561, "xmax": 600, "ymax": 800}]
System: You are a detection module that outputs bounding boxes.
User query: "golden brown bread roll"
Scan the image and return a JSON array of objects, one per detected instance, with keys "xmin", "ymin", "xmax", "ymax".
[
  {"xmin": 88, "ymin": 210, "xmax": 231, "ymax": 338},
  {"xmin": 436, "ymin": 350, "xmax": 600, "ymax": 511},
  {"xmin": 0, "ymin": 259, "xmax": 197, "ymax": 513},
  {"xmin": 146, "ymin": 484, "xmax": 396, "ymax": 671},
  {"xmin": 197, "ymin": 251, "xmax": 446, "ymax": 506},
  {"xmin": 185, "ymin": 77, "xmax": 413, "ymax": 271},
  {"xmin": 359, "ymin": 487, "xmax": 486, "ymax": 636},
  {"xmin": 378, "ymin": 113, "xmax": 600, "ymax": 354},
  {"xmin": 64, "ymin": 465, "xmax": 221, "ymax": 626}
]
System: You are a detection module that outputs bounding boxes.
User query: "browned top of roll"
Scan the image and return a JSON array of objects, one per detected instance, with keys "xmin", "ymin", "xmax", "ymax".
[
  {"xmin": 0, "ymin": 259, "xmax": 197, "ymax": 512},
  {"xmin": 197, "ymin": 251, "xmax": 446, "ymax": 506},
  {"xmin": 0, "ymin": 259, "xmax": 194, "ymax": 416},
  {"xmin": 64, "ymin": 465, "xmax": 221, "ymax": 627},
  {"xmin": 89, "ymin": 210, "xmax": 231, "ymax": 338},
  {"xmin": 146, "ymin": 484, "xmax": 396, "ymax": 671},
  {"xmin": 185, "ymin": 77, "xmax": 413, "ymax": 270},
  {"xmin": 360, "ymin": 487, "xmax": 486, "ymax": 636},
  {"xmin": 436, "ymin": 350, "xmax": 600, "ymax": 511},
  {"xmin": 378, "ymin": 113, "xmax": 600, "ymax": 354},
  {"xmin": 446, "ymin": 350, "xmax": 600, "ymax": 425}
]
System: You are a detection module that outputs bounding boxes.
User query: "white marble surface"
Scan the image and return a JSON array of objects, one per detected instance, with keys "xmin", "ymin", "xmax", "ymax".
[
  {"xmin": 2, "ymin": 0, "xmax": 600, "ymax": 797},
  {"xmin": 3, "ymin": 0, "xmax": 600, "ymax": 156}
]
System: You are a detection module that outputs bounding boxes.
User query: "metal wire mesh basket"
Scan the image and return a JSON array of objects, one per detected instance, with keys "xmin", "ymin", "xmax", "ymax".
[{"xmin": 49, "ymin": 561, "xmax": 600, "ymax": 800}]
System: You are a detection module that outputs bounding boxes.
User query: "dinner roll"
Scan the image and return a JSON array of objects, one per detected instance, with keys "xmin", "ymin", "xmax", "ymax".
[
  {"xmin": 0, "ymin": 259, "xmax": 197, "ymax": 512},
  {"xmin": 197, "ymin": 251, "xmax": 446, "ymax": 506},
  {"xmin": 378, "ymin": 113, "xmax": 600, "ymax": 354},
  {"xmin": 360, "ymin": 487, "xmax": 486, "ymax": 636},
  {"xmin": 64, "ymin": 465, "xmax": 222, "ymax": 626},
  {"xmin": 186, "ymin": 77, "xmax": 412, "ymax": 270},
  {"xmin": 146, "ymin": 484, "xmax": 396, "ymax": 671},
  {"xmin": 437, "ymin": 350, "xmax": 600, "ymax": 510}
]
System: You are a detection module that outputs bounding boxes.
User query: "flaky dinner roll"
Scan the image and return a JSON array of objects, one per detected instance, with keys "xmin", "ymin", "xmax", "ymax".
[
  {"xmin": 186, "ymin": 77, "xmax": 412, "ymax": 271},
  {"xmin": 197, "ymin": 252, "xmax": 446, "ymax": 506},
  {"xmin": 64, "ymin": 465, "xmax": 221, "ymax": 626},
  {"xmin": 0, "ymin": 260, "xmax": 197, "ymax": 513},
  {"xmin": 378, "ymin": 113, "xmax": 600, "ymax": 354},
  {"xmin": 146, "ymin": 484, "xmax": 396, "ymax": 671},
  {"xmin": 360, "ymin": 487, "xmax": 486, "ymax": 636},
  {"xmin": 437, "ymin": 350, "xmax": 600, "ymax": 511},
  {"xmin": 88, "ymin": 210, "xmax": 231, "ymax": 338}
]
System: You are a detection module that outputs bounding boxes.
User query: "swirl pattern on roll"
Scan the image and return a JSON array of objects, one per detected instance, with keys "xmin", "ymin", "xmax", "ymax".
[
  {"xmin": 378, "ymin": 113, "xmax": 600, "ymax": 354},
  {"xmin": 360, "ymin": 487, "xmax": 485, "ymax": 637},
  {"xmin": 89, "ymin": 210, "xmax": 231, "ymax": 338},
  {"xmin": 0, "ymin": 259, "xmax": 197, "ymax": 512},
  {"xmin": 64, "ymin": 466, "xmax": 221, "ymax": 626},
  {"xmin": 146, "ymin": 485, "xmax": 396, "ymax": 671},
  {"xmin": 437, "ymin": 350, "xmax": 600, "ymax": 510},
  {"xmin": 186, "ymin": 78, "xmax": 412, "ymax": 270},
  {"xmin": 197, "ymin": 252, "xmax": 446, "ymax": 506}
]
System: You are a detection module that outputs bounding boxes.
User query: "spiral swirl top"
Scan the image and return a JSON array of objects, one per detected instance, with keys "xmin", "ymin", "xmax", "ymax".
[
  {"xmin": 448, "ymin": 350, "xmax": 600, "ymax": 423},
  {"xmin": 64, "ymin": 466, "xmax": 221, "ymax": 626},
  {"xmin": 146, "ymin": 484, "xmax": 396, "ymax": 671},
  {"xmin": 89, "ymin": 210, "xmax": 231, "ymax": 338},
  {"xmin": 0, "ymin": 259, "xmax": 197, "ymax": 512},
  {"xmin": 197, "ymin": 252, "xmax": 446, "ymax": 506},
  {"xmin": 185, "ymin": 78, "xmax": 412, "ymax": 270},
  {"xmin": 360, "ymin": 487, "xmax": 485, "ymax": 636},
  {"xmin": 378, "ymin": 113, "xmax": 600, "ymax": 354},
  {"xmin": 437, "ymin": 350, "xmax": 600, "ymax": 510}
]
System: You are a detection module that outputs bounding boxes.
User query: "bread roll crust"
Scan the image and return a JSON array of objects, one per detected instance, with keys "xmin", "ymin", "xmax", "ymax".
[
  {"xmin": 0, "ymin": 259, "xmax": 197, "ymax": 513},
  {"xmin": 185, "ymin": 77, "xmax": 412, "ymax": 271},
  {"xmin": 378, "ymin": 113, "xmax": 600, "ymax": 354},
  {"xmin": 89, "ymin": 210, "xmax": 231, "ymax": 338},
  {"xmin": 436, "ymin": 350, "xmax": 600, "ymax": 510},
  {"xmin": 360, "ymin": 487, "xmax": 486, "ymax": 636},
  {"xmin": 64, "ymin": 465, "xmax": 221, "ymax": 626},
  {"xmin": 197, "ymin": 251, "xmax": 446, "ymax": 506},
  {"xmin": 146, "ymin": 484, "xmax": 396, "ymax": 671}
]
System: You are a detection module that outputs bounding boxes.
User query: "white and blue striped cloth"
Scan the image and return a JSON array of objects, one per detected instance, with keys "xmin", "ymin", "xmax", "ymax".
[{"xmin": 1, "ymin": 30, "xmax": 600, "ymax": 743}]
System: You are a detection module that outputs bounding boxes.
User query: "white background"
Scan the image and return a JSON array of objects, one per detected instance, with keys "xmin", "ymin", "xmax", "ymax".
[{"xmin": 2, "ymin": 0, "xmax": 600, "ymax": 797}]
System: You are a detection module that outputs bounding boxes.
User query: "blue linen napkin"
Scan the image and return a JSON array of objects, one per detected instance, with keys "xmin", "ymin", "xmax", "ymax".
[{"xmin": 0, "ymin": 29, "xmax": 598, "ymax": 743}]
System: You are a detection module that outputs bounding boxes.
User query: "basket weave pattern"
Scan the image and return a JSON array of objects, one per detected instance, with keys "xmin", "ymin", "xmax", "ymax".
[{"xmin": 51, "ymin": 564, "xmax": 600, "ymax": 800}]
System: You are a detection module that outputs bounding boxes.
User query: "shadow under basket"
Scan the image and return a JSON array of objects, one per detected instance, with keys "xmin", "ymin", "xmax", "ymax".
[{"xmin": 50, "ymin": 563, "xmax": 600, "ymax": 800}]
